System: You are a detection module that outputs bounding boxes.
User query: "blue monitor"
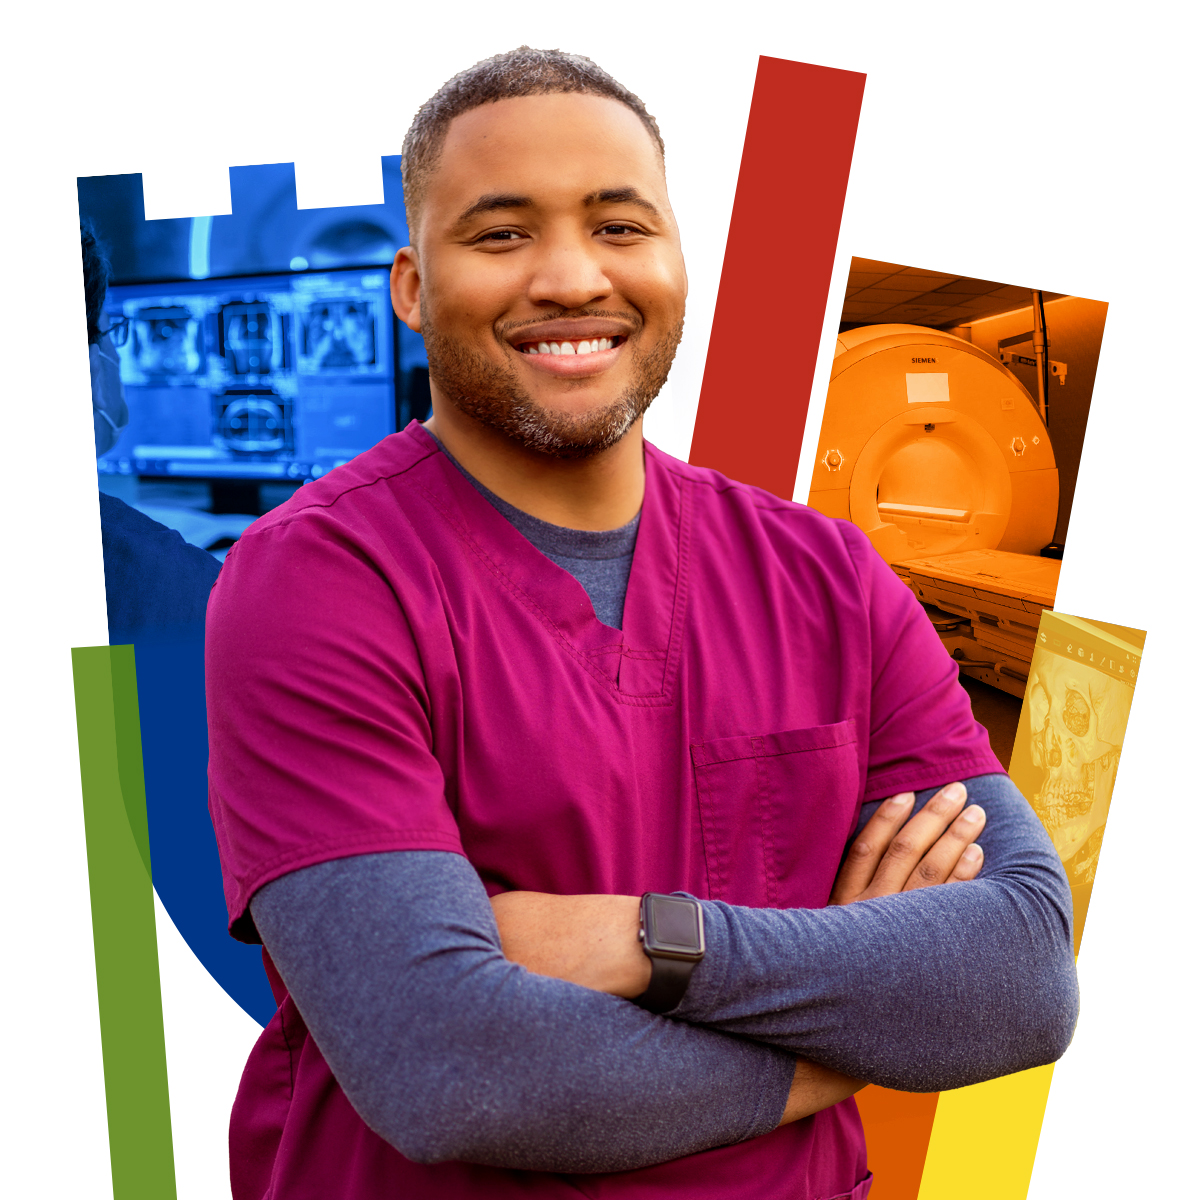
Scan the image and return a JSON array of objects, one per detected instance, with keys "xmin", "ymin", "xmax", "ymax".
[{"xmin": 98, "ymin": 266, "xmax": 428, "ymax": 488}]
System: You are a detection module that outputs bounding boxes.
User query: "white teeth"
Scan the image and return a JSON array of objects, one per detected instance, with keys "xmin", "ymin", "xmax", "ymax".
[{"xmin": 525, "ymin": 337, "xmax": 616, "ymax": 356}]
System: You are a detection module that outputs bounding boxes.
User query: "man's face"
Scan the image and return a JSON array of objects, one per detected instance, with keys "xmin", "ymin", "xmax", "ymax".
[{"xmin": 393, "ymin": 92, "xmax": 687, "ymax": 458}]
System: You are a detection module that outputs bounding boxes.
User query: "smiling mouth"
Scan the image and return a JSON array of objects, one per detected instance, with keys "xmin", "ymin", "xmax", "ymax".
[{"xmin": 517, "ymin": 336, "xmax": 624, "ymax": 356}]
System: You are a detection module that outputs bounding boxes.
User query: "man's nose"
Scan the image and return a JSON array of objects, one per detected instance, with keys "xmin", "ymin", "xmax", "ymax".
[{"xmin": 526, "ymin": 237, "xmax": 613, "ymax": 309}]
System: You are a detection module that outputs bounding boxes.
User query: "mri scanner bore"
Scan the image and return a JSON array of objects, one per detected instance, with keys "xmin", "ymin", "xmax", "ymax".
[
  {"xmin": 806, "ymin": 261, "xmax": 1113, "ymax": 720},
  {"xmin": 809, "ymin": 324, "xmax": 1059, "ymax": 565},
  {"xmin": 810, "ymin": 319, "xmax": 1067, "ymax": 702},
  {"xmin": 808, "ymin": 261, "xmax": 1109, "ymax": 717}
]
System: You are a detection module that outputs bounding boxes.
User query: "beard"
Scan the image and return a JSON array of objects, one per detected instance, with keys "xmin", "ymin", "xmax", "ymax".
[{"xmin": 421, "ymin": 303, "xmax": 683, "ymax": 460}]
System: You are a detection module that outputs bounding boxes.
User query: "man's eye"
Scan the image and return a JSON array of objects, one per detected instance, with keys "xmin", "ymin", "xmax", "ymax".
[
  {"xmin": 475, "ymin": 230, "xmax": 523, "ymax": 243},
  {"xmin": 599, "ymin": 224, "xmax": 640, "ymax": 236}
]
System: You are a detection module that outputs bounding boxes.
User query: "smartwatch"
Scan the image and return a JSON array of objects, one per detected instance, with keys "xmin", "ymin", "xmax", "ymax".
[{"xmin": 631, "ymin": 892, "xmax": 706, "ymax": 1013}]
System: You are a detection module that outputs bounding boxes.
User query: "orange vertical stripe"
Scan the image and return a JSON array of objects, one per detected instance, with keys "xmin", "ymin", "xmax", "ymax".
[{"xmin": 854, "ymin": 1086, "xmax": 941, "ymax": 1200}]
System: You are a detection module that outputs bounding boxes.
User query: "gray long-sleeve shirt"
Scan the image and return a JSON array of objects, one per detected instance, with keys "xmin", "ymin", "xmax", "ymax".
[{"xmin": 251, "ymin": 774, "xmax": 1078, "ymax": 1173}]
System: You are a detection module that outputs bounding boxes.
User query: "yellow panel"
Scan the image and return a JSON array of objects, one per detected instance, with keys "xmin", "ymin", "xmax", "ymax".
[{"xmin": 916, "ymin": 1064, "xmax": 1055, "ymax": 1200}]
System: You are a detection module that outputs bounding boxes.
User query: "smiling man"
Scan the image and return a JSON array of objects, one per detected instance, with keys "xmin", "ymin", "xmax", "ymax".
[
  {"xmin": 206, "ymin": 48, "xmax": 1078, "ymax": 1200},
  {"xmin": 394, "ymin": 81, "xmax": 684, "ymax": 527}
]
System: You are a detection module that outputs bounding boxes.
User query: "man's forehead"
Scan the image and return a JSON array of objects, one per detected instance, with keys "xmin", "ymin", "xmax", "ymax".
[
  {"xmin": 427, "ymin": 93, "xmax": 667, "ymax": 210},
  {"xmin": 450, "ymin": 185, "xmax": 664, "ymax": 229}
]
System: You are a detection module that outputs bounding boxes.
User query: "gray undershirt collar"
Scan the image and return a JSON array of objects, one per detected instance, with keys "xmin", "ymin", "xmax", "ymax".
[{"xmin": 428, "ymin": 429, "xmax": 639, "ymax": 630}]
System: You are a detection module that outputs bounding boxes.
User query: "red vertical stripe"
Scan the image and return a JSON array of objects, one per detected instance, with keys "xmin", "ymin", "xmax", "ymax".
[
  {"xmin": 689, "ymin": 57, "xmax": 865, "ymax": 499},
  {"xmin": 690, "ymin": 60, "xmax": 949, "ymax": 1199}
]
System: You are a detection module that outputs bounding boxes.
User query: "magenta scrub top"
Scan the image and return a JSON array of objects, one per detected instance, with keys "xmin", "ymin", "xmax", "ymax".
[{"xmin": 207, "ymin": 422, "xmax": 1001, "ymax": 1199}]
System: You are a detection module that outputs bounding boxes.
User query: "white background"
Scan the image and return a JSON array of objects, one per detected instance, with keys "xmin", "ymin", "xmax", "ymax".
[{"xmin": 2, "ymin": 3, "xmax": 1194, "ymax": 1196}]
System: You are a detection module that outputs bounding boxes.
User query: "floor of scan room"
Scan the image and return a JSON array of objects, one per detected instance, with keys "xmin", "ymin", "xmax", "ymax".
[{"xmin": 959, "ymin": 674, "xmax": 1023, "ymax": 771}]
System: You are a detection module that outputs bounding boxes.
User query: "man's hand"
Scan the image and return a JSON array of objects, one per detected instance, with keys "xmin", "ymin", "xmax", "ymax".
[{"xmin": 830, "ymin": 781, "xmax": 986, "ymax": 906}]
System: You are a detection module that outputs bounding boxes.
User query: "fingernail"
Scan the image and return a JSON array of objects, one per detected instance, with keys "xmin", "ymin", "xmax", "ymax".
[
  {"xmin": 962, "ymin": 805, "xmax": 985, "ymax": 824},
  {"xmin": 886, "ymin": 793, "xmax": 914, "ymax": 811},
  {"xmin": 944, "ymin": 782, "xmax": 966, "ymax": 803},
  {"xmin": 964, "ymin": 844, "xmax": 983, "ymax": 862}
]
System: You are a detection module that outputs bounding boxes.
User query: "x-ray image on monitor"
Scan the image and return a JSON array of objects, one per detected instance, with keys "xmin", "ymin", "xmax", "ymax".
[
  {"xmin": 98, "ymin": 268, "xmax": 425, "ymax": 487},
  {"xmin": 301, "ymin": 300, "xmax": 376, "ymax": 371},
  {"xmin": 128, "ymin": 305, "xmax": 203, "ymax": 378},
  {"xmin": 215, "ymin": 389, "xmax": 294, "ymax": 455},
  {"xmin": 219, "ymin": 300, "xmax": 288, "ymax": 377}
]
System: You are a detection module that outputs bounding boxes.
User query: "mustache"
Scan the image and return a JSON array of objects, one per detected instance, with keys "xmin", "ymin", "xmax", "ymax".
[{"xmin": 494, "ymin": 308, "xmax": 644, "ymax": 341}]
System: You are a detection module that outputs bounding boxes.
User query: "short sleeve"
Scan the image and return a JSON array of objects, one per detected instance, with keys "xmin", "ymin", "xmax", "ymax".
[
  {"xmin": 838, "ymin": 523, "xmax": 1004, "ymax": 800},
  {"xmin": 206, "ymin": 507, "xmax": 464, "ymax": 942}
]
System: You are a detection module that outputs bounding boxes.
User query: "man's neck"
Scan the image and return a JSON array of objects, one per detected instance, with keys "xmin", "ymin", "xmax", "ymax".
[{"xmin": 424, "ymin": 404, "xmax": 645, "ymax": 532}]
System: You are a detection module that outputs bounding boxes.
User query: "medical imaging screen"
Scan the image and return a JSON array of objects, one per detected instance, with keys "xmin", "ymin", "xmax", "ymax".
[
  {"xmin": 98, "ymin": 269, "xmax": 424, "ymax": 485},
  {"xmin": 1008, "ymin": 611, "xmax": 1142, "ymax": 948}
]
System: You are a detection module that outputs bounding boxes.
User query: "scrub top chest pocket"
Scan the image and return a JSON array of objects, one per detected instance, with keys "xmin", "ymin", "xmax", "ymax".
[{"xmin": 691, "ymin": 720, "xmax": 861, "ymax": 909}]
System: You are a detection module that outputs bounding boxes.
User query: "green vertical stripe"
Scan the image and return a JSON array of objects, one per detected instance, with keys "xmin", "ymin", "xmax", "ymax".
[{"xmin": 72, "ymin": 644, "xmax": 177, "ymax": 1200}]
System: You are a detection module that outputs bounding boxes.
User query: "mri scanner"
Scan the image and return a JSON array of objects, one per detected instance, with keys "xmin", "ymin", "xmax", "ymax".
[{"xmin": 808, "ymin": 324, "xmax": 1062, "ymax": 698}]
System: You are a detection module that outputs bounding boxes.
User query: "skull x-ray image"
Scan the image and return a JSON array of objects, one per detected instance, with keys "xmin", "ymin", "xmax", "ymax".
[{"xmin": 1009, "ymin": 611, "xmax": 1143, "ymax": 953}]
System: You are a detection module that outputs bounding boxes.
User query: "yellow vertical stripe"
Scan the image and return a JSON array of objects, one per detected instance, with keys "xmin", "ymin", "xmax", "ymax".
[{"xmin": 916, "ymin": 1064, "xmax": 1055, "ymax": 1200}]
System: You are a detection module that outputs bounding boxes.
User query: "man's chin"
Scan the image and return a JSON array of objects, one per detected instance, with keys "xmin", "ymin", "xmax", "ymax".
[{"xmin": 496, "ymin": 394, "xmax": 651, "ymax": 461}]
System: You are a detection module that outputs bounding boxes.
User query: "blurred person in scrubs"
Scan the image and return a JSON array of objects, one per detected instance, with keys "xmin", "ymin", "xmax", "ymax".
[{"xmin": 82, "ymin": 225, "xmax": 219, "ymax": 643}]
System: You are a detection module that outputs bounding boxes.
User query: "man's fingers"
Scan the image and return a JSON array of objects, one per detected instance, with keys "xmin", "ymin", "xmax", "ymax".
[
  {"xmin": 833, "ymin": 782, "xmax": 990, "ymax": 903},
  {"xmin": 830, "ymin": 793, "xmax": 914, "ymax": 904},
  {"xmin": 900, "ymin": 804, "xmax": 987, "ymax": 891},
  {"xmin": 948, "ymin": 843, "xmax": 984, "ymax": 882},
  {"xmin": 861, "ymin": 782, "xmax": 968, "ymax": 896}
]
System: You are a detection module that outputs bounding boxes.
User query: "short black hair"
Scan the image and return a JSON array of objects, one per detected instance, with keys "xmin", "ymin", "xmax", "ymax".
[
  {"xmin": 81, "ymin": 222, "xmax": 111, "ymax": 344},
  {"xmin": 401, "ymin": 47, "xmax": 664, "ymax": 233}
]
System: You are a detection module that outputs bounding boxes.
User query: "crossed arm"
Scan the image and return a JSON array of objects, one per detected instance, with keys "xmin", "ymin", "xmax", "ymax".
[
  {"xmin": 490, "ymin": 779, "xmax": 996, "ymax": 1124},
  {"xmin": 490, "ymin": 779, "xmax": 990, "ymax": 1000},
  {"xmin": 251, "ymin": 774, "xmax": 1078, "ymax": 1172}
]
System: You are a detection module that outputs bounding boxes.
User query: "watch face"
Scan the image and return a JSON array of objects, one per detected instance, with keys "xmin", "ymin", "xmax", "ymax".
[{"xmin": 644, "ymin": 895, "xmax": 704, "ymax": 956}]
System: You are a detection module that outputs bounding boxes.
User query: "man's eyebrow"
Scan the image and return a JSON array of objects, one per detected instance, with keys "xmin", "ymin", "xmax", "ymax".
[
  {"xmin": 585, "ymin": 187, "xmax": 662, "ymax": 217},
  {"xmin": 453, "ymin": 193, "xmax": 534, "ymax": 226}
]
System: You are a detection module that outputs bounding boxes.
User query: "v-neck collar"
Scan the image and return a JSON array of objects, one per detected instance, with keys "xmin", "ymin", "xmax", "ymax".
[{"xmin": 406, "ymin": 422, "xmax": 689, "ymax": 706}]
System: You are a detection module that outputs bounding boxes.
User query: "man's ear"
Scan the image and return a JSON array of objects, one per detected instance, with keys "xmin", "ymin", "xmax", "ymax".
[{"xmin": 391, "ymin": 246, "xmax": 421, "ymax": 332}]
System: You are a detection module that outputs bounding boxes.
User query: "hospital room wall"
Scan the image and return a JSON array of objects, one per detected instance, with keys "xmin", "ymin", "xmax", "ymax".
[{"xmin": 950, "ymin": 297, "xmax": 1108, "ymax": 547}]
